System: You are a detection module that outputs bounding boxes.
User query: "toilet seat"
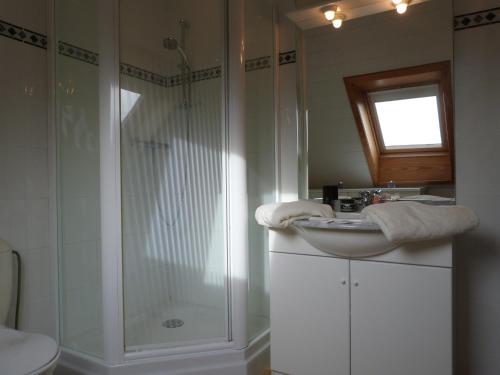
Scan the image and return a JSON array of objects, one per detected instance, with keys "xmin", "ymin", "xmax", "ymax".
[{"xmin": 0, "ymin": 326, "xmax": 59, "ymax": 375}]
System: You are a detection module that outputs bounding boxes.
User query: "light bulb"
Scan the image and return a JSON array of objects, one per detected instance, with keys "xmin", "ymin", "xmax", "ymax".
[
  {"xmin": 324, "ymin": 10, "xmax": 336, "ymax": 20},
  {"xmin": 332, "ymin": 12, "xmax": 345, "ymax": 29},
  {"xmin": 396, "ymin": 2, "xmax": 408, "ymax": 13},
  {"xmin": 321, "ymin": 5, "xmax": 338, "ymax": 21}
]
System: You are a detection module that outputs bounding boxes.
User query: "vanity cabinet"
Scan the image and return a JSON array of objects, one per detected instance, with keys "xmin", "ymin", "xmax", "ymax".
[
  {"xmin": 270, "ymin": 251, "xmax": 452, "ymax": 375},
  {"xmin": 271, "ymin": 253, "xmax": 350, "ymax": 375}
]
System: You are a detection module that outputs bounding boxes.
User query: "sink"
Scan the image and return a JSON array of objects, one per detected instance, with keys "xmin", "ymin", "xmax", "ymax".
[
  {"xmin": 334, "ymin": 212, "xmax": 364, "ymax": 220},
  {"xmin": 291, "ymin": 218, "xmax": 397, "ymax": 258}
]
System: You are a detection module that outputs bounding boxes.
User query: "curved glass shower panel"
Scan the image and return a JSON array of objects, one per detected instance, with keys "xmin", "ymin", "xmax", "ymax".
[
  {"xmin": 120, "ymin": 0, "xmax": 227, "ymax": 350},
  {"xmin": 55, "ymin": 0, "xmax": 103, "ymax": 357},
  {"xmin": 245, "ymin": 0, "xmax": 275, "ymax": 340}
]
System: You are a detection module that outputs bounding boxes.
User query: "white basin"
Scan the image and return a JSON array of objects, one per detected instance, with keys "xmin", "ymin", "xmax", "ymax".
[
  {"xmin": 292, "ymin": 218, "xmax": 397, "ymax": 258},
  {"xmin": 334, "ymin": 212, "xmax": 364, "ymax": 220}
]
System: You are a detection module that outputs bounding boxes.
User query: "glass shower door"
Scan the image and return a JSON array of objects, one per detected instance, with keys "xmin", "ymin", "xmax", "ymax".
[
  {"xmin": 245, "ymin": 0, "xmax": 275, "ymax": 340},
  {"xmin": 119, "ymin": 0, "xmax": 228, "ymax": 350},
  {"xmin": 55, "ymin": 0, "xmax": 103, "ymax": 357}
]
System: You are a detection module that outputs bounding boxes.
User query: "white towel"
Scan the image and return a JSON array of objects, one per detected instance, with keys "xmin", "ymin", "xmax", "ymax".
[
  {"xmin": 255, "ymin": 200, "xmax": 334, "ymax": 228},
  {"xmin": 362, "ymin": 201, "xmax": 479, "ymax": 244}
]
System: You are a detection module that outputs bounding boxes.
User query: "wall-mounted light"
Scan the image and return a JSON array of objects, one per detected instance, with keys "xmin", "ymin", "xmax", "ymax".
[
  {"xmin": 332, "ymin": 12, "xmax": 346, "ymax": 29},
  {"xmin": 320, "ymin": 4, "xmax": 338, "ymax": 21},
  {"xmin": 392, "ymin": 0, "xmax": 410, "ymax": 14}
]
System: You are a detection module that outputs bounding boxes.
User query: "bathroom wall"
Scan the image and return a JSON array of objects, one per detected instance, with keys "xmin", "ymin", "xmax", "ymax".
[
  {"xmin": 277, "ymin": 0, "xmax": 301, "ymax": 202},
  {"xmin": 0, "ymin": 0, "xmax": 55, "ymax": 337},
  {"xmin": 303, "ymin": 0, "xmax": 453, "ymax": 189},
  {"xmin": 453, "ymin": 1, "xmax": 500, "ymax": 373}
]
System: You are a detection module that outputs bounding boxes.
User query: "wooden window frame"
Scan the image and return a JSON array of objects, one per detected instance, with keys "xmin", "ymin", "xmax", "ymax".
[{"xmin": 344, "ymin": 61, "xmax": 454, "ymax": 186}]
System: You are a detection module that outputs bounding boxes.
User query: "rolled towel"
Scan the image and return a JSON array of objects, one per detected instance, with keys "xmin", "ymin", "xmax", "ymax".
[
  {"xmin": 255, "ymin": 200, "xmax": 334, "ymax": 228},
  {"xmin": 362, "ymin": 201, "xmax": 479, "ymax": 244}
]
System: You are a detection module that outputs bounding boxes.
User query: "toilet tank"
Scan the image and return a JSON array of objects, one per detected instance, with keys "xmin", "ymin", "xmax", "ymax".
[{"xmin": 0, "ymin": 240, "xmax": 13, "ymax": 325}]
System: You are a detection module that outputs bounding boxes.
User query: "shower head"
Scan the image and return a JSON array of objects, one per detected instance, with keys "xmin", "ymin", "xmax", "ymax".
[{"xmin": 163, "ymin": 37, "xmax": 190, "ymax": 68}]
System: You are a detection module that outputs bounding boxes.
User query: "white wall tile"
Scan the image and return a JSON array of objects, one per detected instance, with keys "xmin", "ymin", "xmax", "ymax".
[
  {"xmin": 0, "ymin": 2, "xmax": 52, "ymax": 339},
  {"xmin": 0, "ymin": 200, "xmax": 11, "ymax": 243},
  {"xmin": 279, "ymin": 64, "xmax": 299, "ymax": 202},
  {"xmin": 454, "ymin": 4, "xmax": 500, "ymax": 373},
  {"xmin": 27, "ymin": 199, "xmax": 49, "ymax": 249},
  {"xmin": 18, "ymin": 248, "xmax": 51, "ymax": 300},
  {"xmin": 0, "ymin": 149, "xmax": 8, "ymax": 199},
  {"xmin": 0, "ymin": 39, "xmax": 47, "ymax": 148},
  {"xmin": 26, "ymin": 148, "xmax": 49, "ymax": 199},
  {"xmin": 20, "ymin": 297, "xmax": 52, "ymax": 336},
  {"xmin": 4, "ymin": 147, "xmax": 27, "ymax": 200},
  {"xmin": 454, "ymin": 0, "xmax": 500, "ymax": 15},
  {"xmin": 0, "ymin": 0, "xmax": 47, "ymax": 34},
  {"xmin": 5, "ymin": 200, "xmax": 28, "ymax": 250}
]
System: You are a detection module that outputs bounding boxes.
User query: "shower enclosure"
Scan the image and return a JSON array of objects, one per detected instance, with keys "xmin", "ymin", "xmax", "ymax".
[{"xmin": 53, "ymin": 0, "xmax": 276, "ymax": 373}]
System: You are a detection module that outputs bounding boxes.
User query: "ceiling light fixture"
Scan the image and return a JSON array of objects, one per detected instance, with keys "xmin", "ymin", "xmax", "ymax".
[
  {"xmin": 332, "ymin": 12, "xmax": 346, "ymax": 29},
  {"xmin": 392, "ymin": 0, "xmax": 410, "ymax": 14},
  {"xmin": 321, "ymin": 4, "xmax": 338, "ymax": 21}
]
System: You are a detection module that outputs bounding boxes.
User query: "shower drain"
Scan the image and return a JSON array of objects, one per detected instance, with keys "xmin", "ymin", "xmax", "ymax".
[{"xmin": 162, "ymin": 318, "xmax": 185, "ymax": 328}]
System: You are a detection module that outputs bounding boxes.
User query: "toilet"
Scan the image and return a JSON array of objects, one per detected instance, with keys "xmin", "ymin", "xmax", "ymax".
[{"xmin": 0, "ymin": 240, "xmax": 60, "ymax": 375}]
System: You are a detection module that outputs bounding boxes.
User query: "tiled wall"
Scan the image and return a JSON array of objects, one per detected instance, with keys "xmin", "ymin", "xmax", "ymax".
[
  {"xmin": 0, "ymin": 1, "xmax": 55, "ymax": 337},
  {"xmin": 276, "ymin": 0, "xmax": 301, "ymax": 202},
  {"xmin": 55, "ymin": 45, "xmax": 102, "ymax": 355},
  {"xmin": 453, "ymin": 1, "xmax": 500, "ymax": 373}
]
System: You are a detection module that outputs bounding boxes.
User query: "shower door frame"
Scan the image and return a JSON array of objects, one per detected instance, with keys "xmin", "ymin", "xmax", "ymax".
[{"xmin": 98, "ymin": 0, "xmax": 249, "ymax": 365}]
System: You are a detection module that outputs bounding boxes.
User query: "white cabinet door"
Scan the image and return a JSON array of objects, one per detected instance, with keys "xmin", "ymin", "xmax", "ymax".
[
  {"xmin": 270, "ymin": 252, "xmax": 350, "ymax": 375},
  {"xmin": 350, "ymin": 261, "xmax": 452, "ymax": 375}
]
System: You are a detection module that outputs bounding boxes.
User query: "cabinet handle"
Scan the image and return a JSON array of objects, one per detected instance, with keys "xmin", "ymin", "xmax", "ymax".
[
  {"xmin": 341, "ymin": 279, "xmax": 347, "ymax": 285},
  {"xmin": 353, "ymin": 281, "xmax": 359, "ymax": 287}
]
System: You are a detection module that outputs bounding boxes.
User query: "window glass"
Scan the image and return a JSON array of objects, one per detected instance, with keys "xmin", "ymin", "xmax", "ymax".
[{"xmin": 369, "ymin": 85, "xmax": 442, "ymax": 149}]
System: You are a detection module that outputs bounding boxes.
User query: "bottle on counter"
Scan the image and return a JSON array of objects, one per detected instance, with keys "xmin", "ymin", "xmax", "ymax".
[{"xmin": 322, "ymin": 185, "xmax": 338, "ymax": 209}]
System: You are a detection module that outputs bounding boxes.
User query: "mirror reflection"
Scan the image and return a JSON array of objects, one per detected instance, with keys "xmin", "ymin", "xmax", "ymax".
[{"xmin": 300, "ymin": 0, "xmax": 454, "ymax": 199}]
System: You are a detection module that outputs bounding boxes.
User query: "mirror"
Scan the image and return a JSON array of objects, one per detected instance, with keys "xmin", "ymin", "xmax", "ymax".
[{"xmin": 299, "ymin": 0, "xmax": 454, "ymax": 197}]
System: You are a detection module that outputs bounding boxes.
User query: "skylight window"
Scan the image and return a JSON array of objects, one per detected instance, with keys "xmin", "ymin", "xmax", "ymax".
[
  {"xmin": 369, "ymin": 85, "xmax": 442, "ymax": 150},
  {"xmin": 343, "ymin": 61, "xmax": 454, "ymax": 185},
  {"xmin": 121, "ymin": 88, "xmax": 141, "ymax": 122}
]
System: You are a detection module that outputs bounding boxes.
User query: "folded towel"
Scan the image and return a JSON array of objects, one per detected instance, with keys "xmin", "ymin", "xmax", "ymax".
[
  {"xmin": 399, "ymin": 195, "xmax": 455, "ymax": 202},
  {"xmin": 255, "ymin": 200, "xmax": 334, "ymax": 228},
  {"xmin": 362, "ymin": 202, "xmax": 479, "ymax": 244}
]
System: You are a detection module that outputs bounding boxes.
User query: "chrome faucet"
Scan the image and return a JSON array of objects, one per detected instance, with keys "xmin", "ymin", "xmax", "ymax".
[{"xmin": 359, "ymin": 189, "xmax": 383, "ymax": 208}]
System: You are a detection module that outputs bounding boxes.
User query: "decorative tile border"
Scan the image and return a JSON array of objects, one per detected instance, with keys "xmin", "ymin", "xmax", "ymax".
[
  {"xmin": 121, "ymin": 62, "xmax": 171, "ymax": 86},
  {"xmin": 1, "ymin": 17, "xmax": 297, "ymax": 85},
  {"xmin": 192, "ymin": 66, "xmax": 221, "ymax": 82},
  {"xmin": 454, "ymin": 7, "xmax": 500, "ymax": 31},
  {"xmin": 0, "ymin": 19, "xmax": 47, "ymax": 49},
  {"xmin": 121, "ymin": 63, "xmax": 221, "ymax": 88},
  {"xmin": 58, "ymin": 41, "xmax": 99, "ymax": 65},
  {"xmin": 246, "ymin": 56, "xmax": 271, "ymax": 71},
  {"xmin": 279, "ymin": 50, "xmax": 296, "ymax": 65}
]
